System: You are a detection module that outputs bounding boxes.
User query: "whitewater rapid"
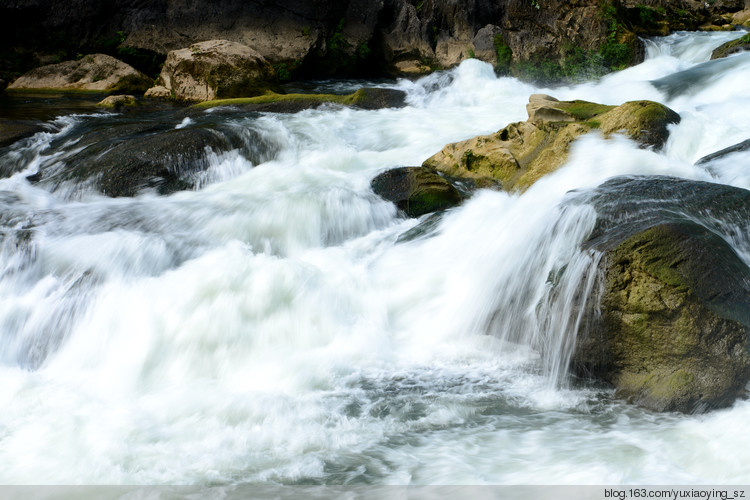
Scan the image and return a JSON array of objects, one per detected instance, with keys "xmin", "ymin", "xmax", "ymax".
[{"xmin": 1, "ymin": 30, "xmax": 750, "ymax": 485}]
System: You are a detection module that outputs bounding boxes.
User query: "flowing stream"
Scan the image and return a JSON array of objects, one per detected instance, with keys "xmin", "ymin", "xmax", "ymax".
[{"xmin": 1, "ymin": 31, "xmax": 750, "ymax": 485}]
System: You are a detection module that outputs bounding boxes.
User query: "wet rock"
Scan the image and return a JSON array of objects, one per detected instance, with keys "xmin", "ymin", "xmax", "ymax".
[
  {"xmin": 371, "ymin": 166, "xmax": 462, "ymax": 217},
  {"xmin": 422, "ymin": 95, "xmax": 679, "ymax": 192},
  {"xmin": 576, "ymin": 222, "xmax": 750, "ymax": 413},
  {"xmin": 348, "ymin": 87, "xmax": 407, "ymax": 110},
  {"xmin": 0, "ymin": 119, "xmax": 46, "ymax": 149},
  {"xmin": 695, "ymin": 138, "xmax": 750, "ymax": 165},
  {"xmin": 96, "ymin": 94, "xmax": 138, "ymax": 110},
  {"xmin": 194, "ymin": 87, "xmax": 407, "ymax": 113},
  {"xmin": 7, "ymin": 54, "xmax": 152, "ymax": 93},
  {"xmin": 42, "ymin": 126, "xmax": 236, "ymax": 197},
  {"xmin": 573, "ymin": 176, "xmax": 750, "ymax": 413},
  {"xmin": 711, "ymin": 33, "xmax": 750, "ymax": 59},
  {"xmin": 151, "ymin": 40, "xmax": 277, "ymax": 102}
]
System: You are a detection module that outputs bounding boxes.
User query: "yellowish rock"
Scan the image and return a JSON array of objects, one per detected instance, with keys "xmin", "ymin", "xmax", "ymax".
[{"xmin": 422, "ymin": 94, "xmax": 679, "ymax": 192}]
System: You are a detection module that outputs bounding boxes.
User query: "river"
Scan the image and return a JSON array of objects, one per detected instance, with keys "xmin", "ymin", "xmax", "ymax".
[{"xmin": 1, "ymin": 31, "xmax": 749, "ymax": 486}]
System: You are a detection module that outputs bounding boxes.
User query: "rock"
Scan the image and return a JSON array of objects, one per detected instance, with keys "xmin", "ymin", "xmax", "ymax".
[
  {"xmin": 144, "ymin": 85, "xmax": 172, "ymax": 100},
  {"xmin": 0, "ymin": 120, "xmax": 46, "ymax": 149},
  {"xmin": 0, "ymin": 79, "xmax": 7, "ymax": 92},
  {"xmin": 695, "ymin": 138, "xmax": 750, "ymax": 165},
  {"xmin": 348, "ymin": 87, "xmax": 407, "ymax": 110},
  {"xmin": 193, "ymin": 87, "xmax": 407, "ymax": 113},
  {"xmin": 42, "ymin": 127, "xmax": 237, "ymax": 197},
  {"xmin": 96, "ymin": 94, "xmax": 138, "ymax": 110},
  {"xmin": 155, "ymin": 40, "xmax": 277, "ymax": 102},
  {"xmin": 370, "ymin": 166, "xmax": 462, "ymax": 217},
  {"xmin": 572, "ymin": 176, "xmax": 750, "ymax": 413},
  {"xmin": 731, "ymin": 9, "xmax": 750, "ymax": 26},
  {"xmin": 422, "ymin": 95, "xmax": 679, "ymax": 192},
  {"xmin": 711, "ymin": 33, "xmax": 750, "ymax": 59},
  {"xmin": 7, "ymin": 54, "xmax": 152, "ymax": 93},
  {"xmin": 576, "ymin": 222, "xmax": 750, "ymax": 413}
]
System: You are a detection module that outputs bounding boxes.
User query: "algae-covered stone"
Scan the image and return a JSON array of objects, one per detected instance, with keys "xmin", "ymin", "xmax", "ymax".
[
  {"xmin": 710, "ymin": 33, "xmax": 750, "ymax": 59},
  {"xmin": 7, "ymin": 54, "xmax": 152, "ymax": 94},
  {"xmin": 576, "ymin": 222, "xmax": 750, "ymax": 413},
  {"xmin": 371, "ymin": 166, "xmax": 462, "ymax": 217},
  {"xmin": 422, "ymin": 95, "xmax": 679, "ymax": 192}
]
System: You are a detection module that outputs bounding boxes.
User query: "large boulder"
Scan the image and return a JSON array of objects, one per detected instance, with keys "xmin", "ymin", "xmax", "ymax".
[
  {"xmin": 37, "ymin": 125, "xmax": 239, "ymax": 197},
  {"xmin": 422, "ymin": 95, "xmax": 679, "ymax": 191},
  {"xmin": 7, "ymin": 54, "xmax": 152, "ymax": 93},
  {"xmin": 573, "ymin": 176, "xmax": 750, "ymax": 413},
  {"xmin": 370, "ymin": 166, "xmax": 462, "ymax": 217},
  {"xmin": 151, "ymin": 40, "xmax": 277, "ymax": 102}
]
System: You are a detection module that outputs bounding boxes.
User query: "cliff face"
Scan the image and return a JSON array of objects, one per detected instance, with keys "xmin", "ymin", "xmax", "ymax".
[{"xmin": 1, "ymin": 0, "xmax": 747, "ymax": 81}]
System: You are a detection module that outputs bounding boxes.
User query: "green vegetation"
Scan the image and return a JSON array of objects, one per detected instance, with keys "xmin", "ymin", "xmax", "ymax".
[
  {"xmin": 493, "ymin": 35, "xmax": 512, "ymax": 75},
  {"xmin": 317, "ymin": 18, "xmax": 374, "ymax": 76}
]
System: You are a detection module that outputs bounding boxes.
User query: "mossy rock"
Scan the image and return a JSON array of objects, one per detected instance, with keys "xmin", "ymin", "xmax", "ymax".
[
  {"xmin": 710, "ymin": 33, "xmax": 750, "ymax": 60},
  {"xmin": 194, "ymin": 87, "xmax": 406, "ymax": 113},
  {"xmin": 423, "ymin": 95, "xmax": 679, "ymax": 192},
  {"xmin": 576, "ymin": 222, "xmax": 750, "ymax": 413},
  {"xmin": 371, "ymin": 166, "xmax": 463, "ymax": 217},
  {"xmin": 96, "ymin": 94, "xmax": 138, "ymax": 110},
  {"xmin": 572, "ymin": 177, "xmax": 750, "ymax": 413}
]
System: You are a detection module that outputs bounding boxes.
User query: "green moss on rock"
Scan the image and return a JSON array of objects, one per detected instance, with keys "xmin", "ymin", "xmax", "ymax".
[{"xmin": 371, "ymin": 166, "xmax": 463, "ymax": 217}]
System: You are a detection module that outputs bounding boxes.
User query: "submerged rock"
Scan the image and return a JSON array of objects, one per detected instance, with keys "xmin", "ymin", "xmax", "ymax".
[
  {"xmin": 151, "ymin": 40, "xmax": 277, "ymax": 102},
  {"xmin": 423, "ymin": 95, "xmax": 679, "ymax": 191},
  {"xmin": 0, "ymin": 120, "xmax": 46, "ymax": 149},
  {"xmin": 573, "ymin": 176, "xmax": 750, "ymax": 413},
  {"xmin": 7, "ymin": 54, "xmax": 152, "ymax": 93},
  {"xmin": 371, "ymin": 166, "xmax": 462, "ymax": 217}
]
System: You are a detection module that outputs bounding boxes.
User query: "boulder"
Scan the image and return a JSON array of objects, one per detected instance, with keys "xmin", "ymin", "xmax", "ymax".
[
  {"xmin": 96, "ymin": 94, "xmax": 138, "ymax": 110},
  {"xmin": 144, "ymin": 85, "xmax": 171, "ymax": 100},
  {"xmin": 422, "ymin": 95, "xmax": 679, "ymax": 191},
  {"xmin": 39, "ymin": 126, "xmax": 237, "ymax": 197},
  {"xmin": 576, "ymin": 222, "xmax": 750, "ymax": 413},
  {"xmin": 7, "ymin": 54, "xmax": 152, "ymax": 93},
  {"xmin": 370, "ymin": 166, "xmax": 462, "ymax": 217},
  {"xmin": 710, "ymin": 33, "xmax": 750, "ymax": 59},
  {"xmin": 573, "ymin": 176, "xmax": 750, "ymax": 413},
  {"xmin": 151, "ymin": 40, "xmax": 277, "ymax": 102}
]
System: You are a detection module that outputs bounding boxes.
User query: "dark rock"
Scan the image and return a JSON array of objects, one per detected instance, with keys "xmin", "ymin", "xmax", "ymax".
[
  {"xmin": 371, "ymin": 166, "xmax": 462, "ymax": 217},
  {"xmin": 0, "ymin": 119, "xmax": 46, "ymax": 149},
  {"xmin": 573, "ymin": 176, "xmax": 750, "ymax": 413},
  {"xmin": 695, "ymin": 138, "xmax": 750, "ymax": 165},
  {"xmin": 348, "ymin": 87, "xmax": 406, "ymax": 110}
]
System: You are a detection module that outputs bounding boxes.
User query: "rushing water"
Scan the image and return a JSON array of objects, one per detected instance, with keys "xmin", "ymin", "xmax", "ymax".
[{"xmin": 1, "ymin": 31, "xmax": 750, "ymax": 486}]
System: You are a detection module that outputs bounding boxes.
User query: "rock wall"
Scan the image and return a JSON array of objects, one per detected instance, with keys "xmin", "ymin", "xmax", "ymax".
[{"xmin": 2, "ymin": 0, "xmax": 747, "ymax": 81}]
